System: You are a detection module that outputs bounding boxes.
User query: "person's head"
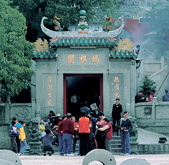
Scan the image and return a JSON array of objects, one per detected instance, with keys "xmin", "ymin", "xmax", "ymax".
[
  {"xmin": 56, "ymin": 113, "xmax": 62, "ymax": 120},
  {"xmin": 67, "ymin": 114, "xmax": 72, "ymax": 119},
  {"xmin": 89, "ymin": 111, "xmax": 94, "ymax": 117},
  {"xmin": 62, "ymin": 115, "xmax": 67, "ymax": 120},
  {"xmin": 123, "ymin": 111, "xmax": 129, "ymax": 118},
  {"xmin": 80, "ymin": 112, "xmax": 86, "ymax": 117},
  {"xmin": 115, "ymin": 98, "xmax": 120, "ymax": 104},
  {"xmin": 165, "ymin": 89, "xmax": 168, "ymax": 94},
  {"xmin": 11, "ymin": 121, "xmax": 16, "ymax": 126},
  {"xmin": 103, "ymin": 118, "xmax": 109, "ymax": 123},
  {"xmin": 45, "ymin": 129, "xmax": 50, "ymax": 134},
  {"xmin": 19, "ymin": 121, "xmax": 25, "ymax": 127},
  {"xmin": 151, "ymin": 90, "xmax": 156, "ymax": 96},
  {"xmin": 12, "ymin": 117, "xmax": 17, "ymax": 122},
  {"xmin": 98, "ymin": 112, "xmax": 104, "ymax": 119},
  {"xmin": 138, "ymin": 91, "xmax": 144, "ymax": 95},
  {"xmin": 66, "ymin": 113, "xmax": 72, "ymax": 117},
  {"xmin": 71, "ymin": 116, "xmax": 76, "ymax": 122},
  {"xmin": 151, "ymin": 90, "xmax": 156, "ymax": 93},
  {"xmin": 52, "ymin": 125, "xmax": 58, "ymax": 131},
  {"xmin": 49, "ymin": 111, "xmax": 55, "ymax": 116}
]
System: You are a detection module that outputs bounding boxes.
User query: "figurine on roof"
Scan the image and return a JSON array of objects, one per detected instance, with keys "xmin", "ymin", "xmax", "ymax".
[
  {"xmin": 103, "ymin": 16, "xmax": 116, "ymax": 32},
  {"xmin": 53, "ymin": 16, "xmax": 62, "ymax": 31}
]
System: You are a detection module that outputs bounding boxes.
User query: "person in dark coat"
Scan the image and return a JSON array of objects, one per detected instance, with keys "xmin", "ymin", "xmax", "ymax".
[
  {"xmin": 135, "ymin": 91, "xmax": 146, "ymax": 103},
  {"xmin": 42, "ymin": 129, "xmax": 55, "ymax": 156},
  {"xmin": 111, "ymin": 98, "xmax": 122, "ymax": 135},
  {"xmin": 119, "ymin": 111, "xmax": 132, "ymax": 155},
  {"xmin": 162, "ymin": 89, "xmax": 169, "ymax": 101}
]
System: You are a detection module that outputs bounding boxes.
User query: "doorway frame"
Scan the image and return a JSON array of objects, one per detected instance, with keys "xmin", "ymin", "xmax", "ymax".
[{"xmin": 63, "ymin": 74, "xmax": 103, "ymax": 115}]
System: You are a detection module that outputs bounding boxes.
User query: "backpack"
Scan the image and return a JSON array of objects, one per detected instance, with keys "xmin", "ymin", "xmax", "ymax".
[{"xmin": 9, "ymin": 126, "xmax": 19, "ymax": 137}]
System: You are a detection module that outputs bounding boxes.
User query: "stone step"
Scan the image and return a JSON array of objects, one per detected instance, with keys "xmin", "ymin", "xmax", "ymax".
[
  {"xmin": 111, "ymin": 144, "xmax": 121, "ymax": 148},
  {"xmin": 25, "ymin": 137, "xmax": 169, "ymax": 155},
  {"xmin": 111, "ymin": 140, "xmax": 121, "ymax": 144},
  {"xmin": 139, "ymin": 144, "xmax": 169, "ymax": 154},
  {"xmin": 112, "ymin": 135, "xmax": 121, "ymax": 139}
]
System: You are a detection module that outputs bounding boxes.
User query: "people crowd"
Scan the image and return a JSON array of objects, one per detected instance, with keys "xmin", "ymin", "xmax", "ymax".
[
  {"xmin": 9, "ymin": 118, "xmax": 27, "ymax": 156},
  {"xmin": 135, "ymin": 89, "xmax": 169, "ymax": 103},
  {"xmin": 9, "ymin": 97, "xmax": 135, "ymax": 156},
  {"xmin": 8, "ymin": 87, "xmax": 169, "ymax": 157},
  {"xmin": 135, "ymin": 90, "xmax": 156, "ymax": 103}
]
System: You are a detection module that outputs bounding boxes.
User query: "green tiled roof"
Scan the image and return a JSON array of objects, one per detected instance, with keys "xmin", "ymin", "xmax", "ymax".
[
  {"xmin": 33, "ymin": 50, "xmax": 57, "ymax": 59},
  {"xmin": 110, "ymin": 50, "xmax": 137, "ymax": 59},
  {"xmin": 50, "ymin": 37, "xmax": 117, "ymax": 47}
]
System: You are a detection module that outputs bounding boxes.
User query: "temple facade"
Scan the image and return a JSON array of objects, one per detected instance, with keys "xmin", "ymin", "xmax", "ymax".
[{"xmin": 32, "ymin": 11, "xmax": 137, "ymax": 119}]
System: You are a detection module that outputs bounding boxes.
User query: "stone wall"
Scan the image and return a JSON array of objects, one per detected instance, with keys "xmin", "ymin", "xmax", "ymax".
[
  {"xmin": 34, "ymin": 47, "xmax": 136, "ymax": 118},
  {"xmin": 0, "ymin": 103, "xmax": 35, "ymax": 149},
  {"xmin": 0, "ymin": 102, "xmax": 35, "ymax": 125},
  {"xmin": 135, "ymin": 98, "xmax": 169, "ymax": 136},
  {"xmin": 0, "ymin": 99, "xmax": 169, "ymax": 150}
]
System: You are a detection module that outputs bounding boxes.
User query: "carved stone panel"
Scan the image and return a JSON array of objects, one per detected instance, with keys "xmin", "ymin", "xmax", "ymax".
[
  {"xmin": 156, "ymin": 105, "xmax": 169, "ymax": 119},
  {"xmin": 10, "ymin": 106, "xmax": 31, "ymax": 120},
  {"xmin": 144, "ymin": 106, "xmax": 152, "ymax": 115}
]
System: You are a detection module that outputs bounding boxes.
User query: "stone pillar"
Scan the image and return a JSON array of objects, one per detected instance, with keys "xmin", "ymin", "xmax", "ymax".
[
  {"xmin": 152, "ymin": 97, "xmax": 157, "ymax": 121},
  {"xmin": 5, "ymin": 97, "xmax": 10, "ymax": 124},
  {"xmin": 31, "ymin": 98, "xmax": 36, "ymax": 118},
  {"xmin": 36, "ymin": 103, "xmax": 41, "ymax": 118},
  {"xmin": 130, "ymin": 60, "xmax": 136, "ymax": 117}
]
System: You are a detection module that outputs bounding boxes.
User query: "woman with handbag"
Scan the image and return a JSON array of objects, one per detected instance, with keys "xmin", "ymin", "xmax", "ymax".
[
  {"xmin": 95, "ymin": 112, "xmax": 106, "ymax": 149},
  {"xmin": 97, "ymin": 118, "xmax": 113, "ymax": 152}
]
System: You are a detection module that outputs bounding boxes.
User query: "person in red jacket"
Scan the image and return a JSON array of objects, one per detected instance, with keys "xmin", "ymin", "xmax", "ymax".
[
  {"xmin": 57, "ymin": 115, "xmax": 67, "ymax": 155},
  {"xmin": 59, "ymin": 115, "xmax": 74, "ymax": 156}
]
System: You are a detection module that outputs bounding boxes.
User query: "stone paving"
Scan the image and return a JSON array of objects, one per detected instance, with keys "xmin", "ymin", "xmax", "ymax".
[{"xmin": 20, "ymin": 154, "xmax": 169, "ymax": 165}]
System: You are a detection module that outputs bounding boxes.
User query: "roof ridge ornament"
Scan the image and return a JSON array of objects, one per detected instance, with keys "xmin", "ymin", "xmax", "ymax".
[
  {"xmin": 41, "ymin": 13, "xmax": 125, "ymax": 38},
  {"xmin": 76, "ymin": 10, "xmax": 89, "ymax": 33}
]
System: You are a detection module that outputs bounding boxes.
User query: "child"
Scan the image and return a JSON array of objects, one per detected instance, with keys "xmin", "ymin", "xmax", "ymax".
[
  {"xmin": 19, "ymin": 121, "xmax": 27, "ymax": 156},
  {"xmin": 9, "ymin": 121, "xmax": 19, "ymax": 153},
  {"xmin": 42, "ymin": 129, "xmax": 55, "ymax": 156}
]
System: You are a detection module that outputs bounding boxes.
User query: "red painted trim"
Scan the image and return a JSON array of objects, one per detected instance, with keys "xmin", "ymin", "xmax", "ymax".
[
  {"xmin": 99, "ymin": 75, "xmax": 103, "ymax": 111},
  {"xmin": 63, "ymin": 76, "xmax": 67, "ymax": 115}
]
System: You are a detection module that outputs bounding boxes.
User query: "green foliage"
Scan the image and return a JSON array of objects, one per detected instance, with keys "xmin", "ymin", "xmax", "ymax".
[
  {"xmin": 0, "ymin": 0, "xmax": 34, "ymax": 99},
  {"xmin": 140, "ymin": 76, "xmax": 156, "ymax": 93},
  {"xmin": 144, "ymin": 2, "xmax": 169, "ymax": 40},
  {"xmin": 9, "ymin": 0, "xmax": 121, "ymax": 41}
]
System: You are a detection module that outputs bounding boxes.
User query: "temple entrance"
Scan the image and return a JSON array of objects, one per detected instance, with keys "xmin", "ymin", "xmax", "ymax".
[{"xmin": 64, "ymin": 74, "xmax": 103, "ymax": 119}]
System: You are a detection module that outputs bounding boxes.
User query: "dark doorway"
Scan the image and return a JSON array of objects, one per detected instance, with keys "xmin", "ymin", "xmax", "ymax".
[{"xmin": 64, "ymin": 74, "xmax": 103, "ymax": 117}]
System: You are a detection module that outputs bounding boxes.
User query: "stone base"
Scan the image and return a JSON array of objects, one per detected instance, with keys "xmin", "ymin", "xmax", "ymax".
[{"xmin": 29, "ymin": 141, "xmax": 42, "ymax": 155}]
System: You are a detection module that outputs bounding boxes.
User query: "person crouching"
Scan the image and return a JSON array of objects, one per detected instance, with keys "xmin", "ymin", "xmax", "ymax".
[{"xmin": 42, "ymin": 129, "xmax": 55, "ymax": 156}]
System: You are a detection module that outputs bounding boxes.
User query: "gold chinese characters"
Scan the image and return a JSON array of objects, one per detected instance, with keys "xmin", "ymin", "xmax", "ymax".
[
  {"xmin": 47, "ymin": 76, "xmax": 53, "ymax": 106},
  {"xmin": 112, "ymin": 76, "xmax": 120, "ymax": 98},
  {"xmin": 67, "ymin": 54, "xmax": 100, "ymax": 64}
]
